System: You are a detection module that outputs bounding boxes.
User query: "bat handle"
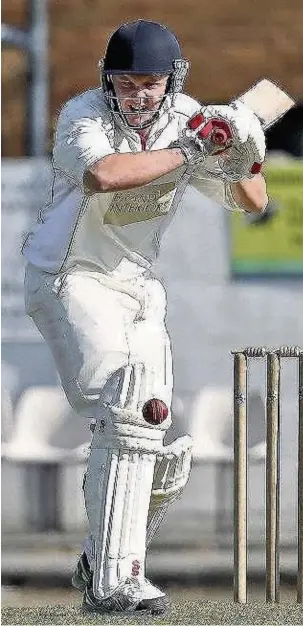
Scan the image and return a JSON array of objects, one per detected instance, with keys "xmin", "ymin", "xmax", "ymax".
[{"xmin": 211, "ymin": 128, "xmax": 228, "ymax": 146}]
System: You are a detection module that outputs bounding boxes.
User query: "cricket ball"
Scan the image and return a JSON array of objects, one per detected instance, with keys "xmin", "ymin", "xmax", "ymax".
[{"xmin": 142, "ymin": 398, "xmax": 168, "ymax": 425}]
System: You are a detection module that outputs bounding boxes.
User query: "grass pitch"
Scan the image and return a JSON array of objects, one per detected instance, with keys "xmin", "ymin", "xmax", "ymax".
[
  {"xmin": 2, "ymin": 588, "xmax": 303, "ymax": 625},
  {"xmin": 2, "ymin": 599, "xmax": 303, "ymax": 625}
]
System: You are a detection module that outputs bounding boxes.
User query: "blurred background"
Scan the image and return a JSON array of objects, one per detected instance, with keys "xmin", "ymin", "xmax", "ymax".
[{"xmin": 2, "ymin": 0, "xmax": 303, "ymax": 606}]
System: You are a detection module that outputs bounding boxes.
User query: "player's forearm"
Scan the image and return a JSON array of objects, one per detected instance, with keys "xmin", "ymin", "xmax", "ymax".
[
  {"xmin": 230, "ymin": 174, "xmax": 268, "ymax": 213},
  {"xmin": 85, "ymin": 149, "xmax": 185, "ymax": 193}
]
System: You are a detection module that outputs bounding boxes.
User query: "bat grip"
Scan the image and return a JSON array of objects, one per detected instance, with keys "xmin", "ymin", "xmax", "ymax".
[{"xmin": 211, "ymin": 128, "xmax": 228, "ymax": 146}]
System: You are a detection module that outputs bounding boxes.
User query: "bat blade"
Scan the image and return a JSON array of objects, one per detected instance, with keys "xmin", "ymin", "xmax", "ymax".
[{"xmin": 235, "ymin": 78, "xmax": 295, "ymax": 129}]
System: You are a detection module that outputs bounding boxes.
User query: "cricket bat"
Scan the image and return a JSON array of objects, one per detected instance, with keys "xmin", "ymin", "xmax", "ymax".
[
  {"xmin": 208, "ymin": 78, "xmax": 295, "ymax": 148},
  {"xmin": 236, "ymin": 78, "xmax": 295, "ymax": 130}
]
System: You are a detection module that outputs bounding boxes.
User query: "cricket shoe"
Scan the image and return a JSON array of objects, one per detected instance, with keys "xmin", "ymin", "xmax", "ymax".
[
  {"xmin": 72, "ymin": 551, "xmax": 167, "ymax": 612},
  {"xmin": 133, "ymin": 578, "xmax": 168, "ymax": 614},
  {"xmin": 81, "ymin": 572, "xmax": 168, "ymax": 615}
]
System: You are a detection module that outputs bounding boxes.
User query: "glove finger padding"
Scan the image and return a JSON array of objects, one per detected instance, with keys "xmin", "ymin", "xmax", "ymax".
[
  {"xmin": 186, "ymin": 106, "xmax": 234, "ymax": 157},
  {"xmin": 219, "ymin": 141, "xmax": 260, "ymax": 182},
  {"xmin": 216, "ymin": 103, "xmax": 266, "ymax": 181},
  {"xmin": 171, "ymin": 105, "xmax": 237, "ymax": 164}
]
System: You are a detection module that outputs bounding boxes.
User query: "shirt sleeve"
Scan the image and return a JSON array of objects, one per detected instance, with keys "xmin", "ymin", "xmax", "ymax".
[{"xmin": 53, "ymin": 106, "xmax": 114, "ymax": 189}]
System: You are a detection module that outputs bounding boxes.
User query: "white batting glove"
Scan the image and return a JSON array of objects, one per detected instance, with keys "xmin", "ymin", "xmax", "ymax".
[
  {"xmin": 207, "ymin": 102, "xmax": 266, "ymax": 181},
  {"xmin": 170, "ymin": 111, "xmax": 228, "ymax": 164},
  {"xmin": 174, "ymin": 102, "xmax": 266, "ymax": 180}
]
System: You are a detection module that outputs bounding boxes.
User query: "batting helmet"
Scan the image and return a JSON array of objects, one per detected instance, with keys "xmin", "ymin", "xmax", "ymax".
[{"xmin": 99, "ymin": 20, "xmax": 189, "ymax": 129}]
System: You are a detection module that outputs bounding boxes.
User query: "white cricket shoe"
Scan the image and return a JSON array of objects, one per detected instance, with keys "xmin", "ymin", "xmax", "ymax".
[{"xmin": 73, "ymin": 552, "xmax": 168, "ymax": 614}]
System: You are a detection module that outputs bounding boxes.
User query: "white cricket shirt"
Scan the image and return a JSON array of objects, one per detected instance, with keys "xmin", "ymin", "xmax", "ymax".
[{"xmin": 23, "ymin": 88, "xmax": 230, "ymax": 278}]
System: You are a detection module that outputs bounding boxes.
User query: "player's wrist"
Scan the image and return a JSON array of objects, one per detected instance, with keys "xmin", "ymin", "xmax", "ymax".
[
  {"xmin": 169, "ymin": 139, "xmax": 205, "ymax": 164},
  {"xmin": 168, "ymin": 144, "xmax": 188, "ymax": 164},
  {"xmin": 225, "ymin": 182, "xmax": 269, "ymax": 214}
]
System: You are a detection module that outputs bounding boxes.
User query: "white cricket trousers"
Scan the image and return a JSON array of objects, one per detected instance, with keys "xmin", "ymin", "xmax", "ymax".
[{"xmin": 24, "ymin": 263, "xmax": 173, "ymax": 420}]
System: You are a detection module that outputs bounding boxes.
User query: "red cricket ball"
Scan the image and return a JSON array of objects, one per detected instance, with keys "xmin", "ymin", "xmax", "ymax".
[{"xmin": 142, "ymin": 398, "xmax": 168, "ymax": 425}]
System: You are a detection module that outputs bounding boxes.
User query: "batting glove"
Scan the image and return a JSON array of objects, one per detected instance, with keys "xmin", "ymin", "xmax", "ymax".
[{"xmin": 173, "ymin": 102, "xmax": 266, "ymax": 180}]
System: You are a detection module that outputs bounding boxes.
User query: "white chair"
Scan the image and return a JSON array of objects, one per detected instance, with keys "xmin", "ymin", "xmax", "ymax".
[
  {"xmin": 1, "ymin": 386, "xmax": 91, "ymax": 531},
  {"xmin": 188, "ymin": 386, "xmax": 266, "ymax": 539}
]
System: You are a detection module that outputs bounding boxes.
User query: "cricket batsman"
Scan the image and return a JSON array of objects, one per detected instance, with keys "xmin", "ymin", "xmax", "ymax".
[{"xmin": 23, "ymin": 20, "xmax": 268, "ymax": 614}]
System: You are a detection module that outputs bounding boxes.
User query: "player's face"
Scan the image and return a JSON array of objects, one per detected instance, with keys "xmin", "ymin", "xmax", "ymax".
[{"xmin": 112, "ymin": 74, "xmax": 169, "ymax": 127}]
